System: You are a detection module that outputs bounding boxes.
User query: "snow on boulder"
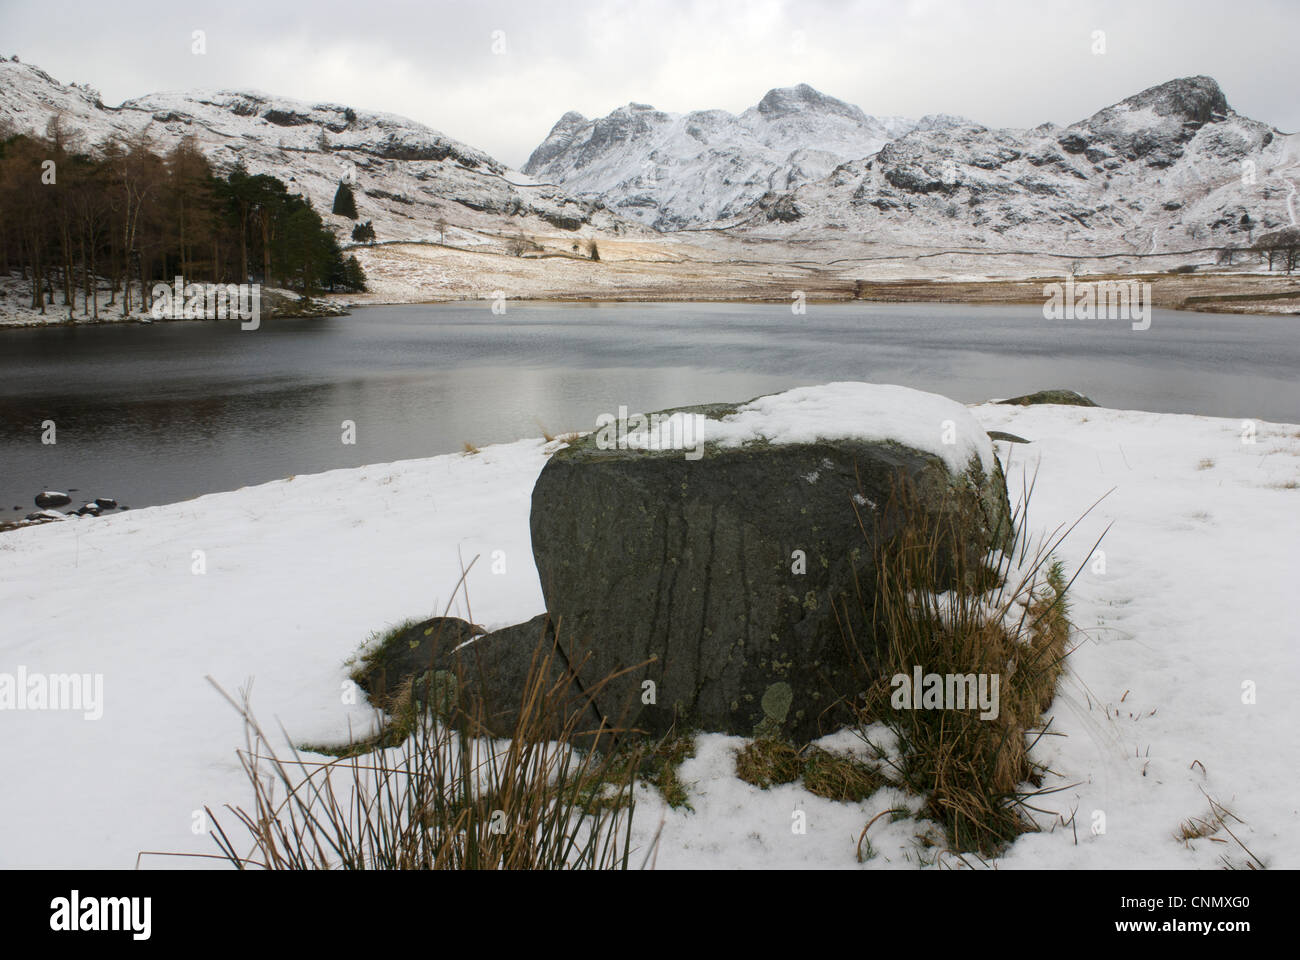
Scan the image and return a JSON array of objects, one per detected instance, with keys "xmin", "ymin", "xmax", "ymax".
[
  {"xmin": 34, "ymin": 491, "xmax": 71, "ymax": 508},
  {"xmin": 526, "ymin": 382, "xmax": 1012, "ymax": 743},
  {"xmin": 23, "ymin": 509, "xmax": 67, "ymax": 523}
]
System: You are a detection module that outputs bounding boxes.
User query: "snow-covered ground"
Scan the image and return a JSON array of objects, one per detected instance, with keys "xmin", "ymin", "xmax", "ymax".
[
  {"xmin": 0, "ymin": 273, "xmax": 341, "ymax": 328},
  {"xmin": 0, "ymin": 275, "xmax": 153, "ymax": 327},
  {"xmin": 1, "ymin": 398, "xmax": 1296, "ymax": 869}
]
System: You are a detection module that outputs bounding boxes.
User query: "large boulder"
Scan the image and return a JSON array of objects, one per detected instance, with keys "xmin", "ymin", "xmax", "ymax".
[{"xmin": 529, "ymin": 383, "xmax": 1011, "ymax": 744}]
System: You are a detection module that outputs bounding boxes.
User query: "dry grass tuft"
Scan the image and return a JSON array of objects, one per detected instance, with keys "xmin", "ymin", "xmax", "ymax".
[
  {"xmin": 195, "ymin": 615, "xmax": 647, "ymax": 870},
  {"xmin": 802, "ymin": 748, "xmax": 886, "ymax": 802},
  {"xmin": 734, "ymin": 739, "xmax": 803, "ymax": 789},
  {"xmin": 844, "ymin": 470, "xmax": 1102, "ymax": 856},
  {"xmin": 642, "ymin": 729, "xmax": 697, "ymax": 809},
  {"xmin": 1177, "ymin": 791, "xmax": 1267, "ymax": 870}
]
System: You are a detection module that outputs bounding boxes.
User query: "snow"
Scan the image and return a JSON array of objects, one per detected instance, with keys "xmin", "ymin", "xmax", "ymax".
[
  {"xmin": 703, "ymin": 382, "xmax": 996, "ymax": 476},
  {"xmin": 0, "ymin": 58, "xmax": 638, "ymax": 257},
  {"xmin": 0, "ymin": 439, "xmax": 552, "ymax": 867},
  {"xmin": 0, "ymin": 273, "xmax": 154, "ymax": 326},
  {"xmin": 740, "ymin": 82, "xmax": 1296, "ymax": 255},
  {"xmin": 2, "ymin": 392, "xmax": 1296, "ymax": 869},
  {"xmin": 1111, "ymin": 104, "xmax": 1163, "ymax": 132},
  {"xmin": 976, "ymin": 403, "xmax": 1299, "ymax": 869},
  {"xmin": 0, "ymin": 273, "xmax": 332, "ymax": 328},
  {"xmin": 523, "ymin": 85, "xmax": 931, "ymax": 230}
]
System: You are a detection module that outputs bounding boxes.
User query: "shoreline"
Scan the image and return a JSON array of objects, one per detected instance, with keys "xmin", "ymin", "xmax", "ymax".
[
  {"xmin": 0, "ymin": 293, "xmax": 352, "ymax": 329},
  {"xmin": 5, "ymin": 275, "xmax": 1297, "ymax": 328},
  {"xmin": 5, "ymin": 396, "xmax": 1296, "ymax": 526},
  {"xmin": 5, "ymin": 254, "xmax": 1298, "ymax": 327},
  {"xmin": 327, "ymin": 271, "xmax": 1300, "ymax": 316}
]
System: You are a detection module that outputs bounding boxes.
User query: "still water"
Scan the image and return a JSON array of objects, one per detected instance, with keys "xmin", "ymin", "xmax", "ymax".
[{"xmin": 1, "ymin": 301, "xmax": 1296, "ymax": 510}]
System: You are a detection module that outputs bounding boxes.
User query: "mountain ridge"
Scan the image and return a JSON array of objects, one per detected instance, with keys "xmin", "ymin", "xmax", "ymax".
[
  {"xmin": 524, "ymin": 75, "xmax": 1298, "ymax": 251},
  {"xmin": 0, "ymin": 56, "xmax": 634, "ymax": 246},
  {"xmin": 522, "ymin": 83, "xmax": 957, "ymax": 230},
  {"xmin": 4, "ymin": 58, "xmax": 1296, "ymax": 257}
]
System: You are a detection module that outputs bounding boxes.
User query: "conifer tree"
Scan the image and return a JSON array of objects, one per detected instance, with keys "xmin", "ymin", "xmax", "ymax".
[{"xmin": 332, "ymin": 180, "xmax": 358, "ymax": 219}]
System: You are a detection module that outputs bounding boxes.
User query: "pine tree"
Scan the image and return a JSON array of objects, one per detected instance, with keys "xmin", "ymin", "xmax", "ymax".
[
  {"xmin": 343, "ymin": 255, "xmax": 367, "ymax": 291},
  {"xmin": 332, "ymin": 180, "xmax": 358, "ymax": 220},
  {"xmin": 351, "ymin": 219, "xmax": 375, "ymax": 243}
]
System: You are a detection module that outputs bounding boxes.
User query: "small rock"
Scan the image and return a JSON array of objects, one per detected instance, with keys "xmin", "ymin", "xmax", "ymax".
[
  {"xmin": 988, "ymin": 430, "xmax": 1031, "ymax": 443},
  {"xmin": 94, "ymin": 497, "xmax": 118, "ymax": 510},
  {"xmin": 76, "ymin": 503, "xmax": 101, "ymax": 516},
  {"xmin": 24, "ymin": 510, "xmax": 66, "ymax": 522},
  {"xmin": 35, "ymin": 491, "xmax": 72, "ymax": 508},
  {"xmin": 353, "ymin": 617, "xmax": 487, "ymax": 705},
  {"xmin": 997, "ymin": 389, "xmax": 1097, "ymax": 407}
]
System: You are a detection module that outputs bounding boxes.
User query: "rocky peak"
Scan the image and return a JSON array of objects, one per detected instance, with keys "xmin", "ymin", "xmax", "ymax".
[
  {"xmin": 756, "ymin": 83, "xmax": 866, "ymax": 123},
  {"xmin": 1053, "ymin": 75, "xmax": 1242, "ymax": 168},
  {"xmin": 525, "ymin": 110, "xmax": 591, "ymax": 172},
  {"xmin": 1115, "ymin": 75, "xmax": 1229, "ymax": 125}
]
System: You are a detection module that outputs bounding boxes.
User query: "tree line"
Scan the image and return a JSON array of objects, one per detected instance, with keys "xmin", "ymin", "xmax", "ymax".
[
  {"xmin": 0, "ymin": 115, "xmax": 366, "ymax": 320},
  {"xmin": 1220, "ymin": 226, "xmax": 1300, "ymax": 273}
]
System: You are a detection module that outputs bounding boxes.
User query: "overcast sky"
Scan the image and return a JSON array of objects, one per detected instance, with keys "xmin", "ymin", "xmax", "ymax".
[{"xmin": 4, "ymin": 0, "xmax": 1296, "ymax": 169}]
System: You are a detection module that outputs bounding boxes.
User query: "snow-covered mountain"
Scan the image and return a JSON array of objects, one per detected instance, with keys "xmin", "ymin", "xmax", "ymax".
[
  {"xmin": 524, "ymin": 84, "xmax": 962, "ymax": 230},
  {"xmin": 732, "ymin": 76, "xmax": 1300, "ymax": 253},
  {"xmin": 6, "ymin": 58, "xmax": 1294, "ymax": 257},
  {"xmin": 0, "ymin": 56, "xmax": 631, "ymax": 245}
]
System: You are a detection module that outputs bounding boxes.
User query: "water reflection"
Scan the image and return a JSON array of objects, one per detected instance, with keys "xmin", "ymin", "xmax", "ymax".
[{"xmin": 0, "ymin": 302, "xmax": 1296, "ymax": 509}]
